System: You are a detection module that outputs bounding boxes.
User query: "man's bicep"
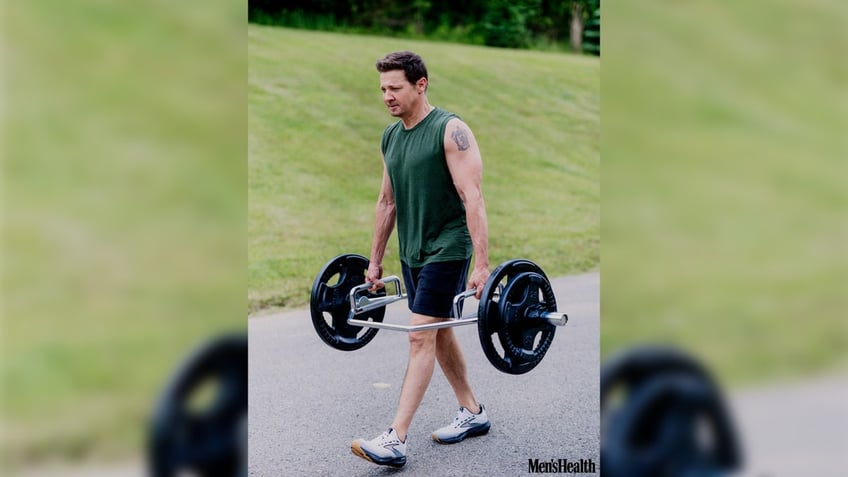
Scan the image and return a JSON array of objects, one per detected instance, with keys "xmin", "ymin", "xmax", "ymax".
[
  {"xmin": 445, "ymin": 118, "xmax": 479, "ymax": 154},
  {"xmin": 449, "ymin": 123, "xmax": 472, "ymax": 152},
  {"xmin": 445, "ymin": 120, "xmax": 482, "ymax": 181}
]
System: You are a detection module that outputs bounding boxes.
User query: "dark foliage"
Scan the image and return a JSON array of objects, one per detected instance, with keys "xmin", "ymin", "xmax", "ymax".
[{"xmin": 248, "ymin": 0, "xmax": 600, "ymax": 52}]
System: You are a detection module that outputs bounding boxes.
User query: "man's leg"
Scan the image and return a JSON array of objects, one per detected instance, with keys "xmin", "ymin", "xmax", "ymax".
[
  {"xmin": 435, "ymin": 327, "xmax": 480, "ymax": 413},
  {"xmin": 390, "ymin": 313, "xmax": 443, "ymax": 441},
  {"xmin": 430, "ymin": 325, "xmax": 490, "ymax": 444}
]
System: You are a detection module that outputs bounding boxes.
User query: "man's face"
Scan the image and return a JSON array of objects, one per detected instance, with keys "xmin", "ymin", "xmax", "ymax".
[{"xmin": 380, "ymin": 70, "xmax": 423, "ymax": 117}]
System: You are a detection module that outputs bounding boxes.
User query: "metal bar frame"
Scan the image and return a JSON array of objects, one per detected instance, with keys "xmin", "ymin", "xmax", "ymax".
[
  {"xmin": 346, "ymin": 278, "xmax": 567, "ymax": 332},
  {"xmin": 347, "ymin": 316, "xmax": 479, "ymax": 332}
]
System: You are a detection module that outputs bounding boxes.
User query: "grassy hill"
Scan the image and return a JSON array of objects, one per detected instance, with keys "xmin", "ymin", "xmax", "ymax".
[
  {"xmin": 248, "ymin": 26, "xmax": 600, "ymax": 314},
  {"xmin": 602, "ymin": 0, "xmax": 848, "ymax": 384},
  {"xmin": 4, "ymin": 2, "xmax": 245, "ymax": 469}
]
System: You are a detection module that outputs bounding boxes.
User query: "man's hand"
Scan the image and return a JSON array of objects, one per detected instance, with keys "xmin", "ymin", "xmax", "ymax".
[
  {"xmin": 467, "ymin": 265, "xmax": 490, "ymax": 300},
  {"xmin": 366, "ymin": 262, "xmax": 385, "ymax": 292}
]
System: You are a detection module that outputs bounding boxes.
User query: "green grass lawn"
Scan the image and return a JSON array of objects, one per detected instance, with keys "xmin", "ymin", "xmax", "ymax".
[
  {"xmin": 248, "ymin": 26, "xmax": 601, "ymax": 314},
  {"xmin": 602, "ymin": 0, "xmax": 848, "ymax": 385},
  {"xmin": 3, "ymin": 2, "xmax": 245, "ymax": 470}
]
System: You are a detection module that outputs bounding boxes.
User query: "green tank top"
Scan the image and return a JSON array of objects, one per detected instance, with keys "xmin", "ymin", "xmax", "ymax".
[{"xmin": 381, "ymin": 107, "xmax": 472, "ymax": 268}]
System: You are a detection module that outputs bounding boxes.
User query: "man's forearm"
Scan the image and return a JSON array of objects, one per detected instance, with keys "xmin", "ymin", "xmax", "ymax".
[
  {"xmin": 464, "ymin": 195, "xmax": 489, "ymax": 269},
  {"xmin": 370, "ymin": 201, "xmax": 396, "ymax": 265}
]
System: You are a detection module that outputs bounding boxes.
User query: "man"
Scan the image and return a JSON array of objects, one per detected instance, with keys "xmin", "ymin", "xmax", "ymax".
[{"xmin": 350, "ymin": 51, "xmax": 492, "ymax": 468}]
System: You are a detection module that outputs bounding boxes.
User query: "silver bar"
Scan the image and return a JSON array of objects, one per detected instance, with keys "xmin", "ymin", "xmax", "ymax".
[
  {"xmin": 541, "ymin": 311, "xmax": 568, "ymax": 326},
  {"xmin": 347, "ymin": 312, "xmax": 565, "ymax": 332},
  {"xmin": 347, "ymin": 317, "xmax": 478, "ymax": 332},
  {"xmin": 348, "ymin": 276, "xmax": 406, "ymax": 315}
]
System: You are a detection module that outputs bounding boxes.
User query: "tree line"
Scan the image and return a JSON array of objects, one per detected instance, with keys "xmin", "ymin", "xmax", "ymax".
[{"xmin": 248, "ymin": 0, "xmax": 600, "ymax": 54}]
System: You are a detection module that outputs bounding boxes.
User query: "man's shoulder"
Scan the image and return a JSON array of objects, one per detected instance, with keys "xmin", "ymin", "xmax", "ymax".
[
  {"xmin": 434, "ymin": 109, "xmax": 470, "ymax": 135},
  {"xmin": 383, "ymin": 119, "xmax": 402, "ymax": 133},
  {"xmin": 382, "ymin": 120, "xmax": 403, "ymax": 140},
  {"xmin": 434, "ymin": 107, "xmax": 461, "ymax": 122},
  {"xmin": 432, "ymin": 108, "xmax": 466, "ymax": 139},
  {"xmin": 381, "ymin": 120, "xmax": 403, "ymax": 154}
]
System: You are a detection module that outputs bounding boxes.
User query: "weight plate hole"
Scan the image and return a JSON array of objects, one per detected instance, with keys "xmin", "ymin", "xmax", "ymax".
[
  {"xmin": 492, "ymin": 337, "xmax": 505, "ymax": 359},
  {"xmin": 696, "ymin": 413, "xmax": 718, "ymax": 453},
  {"xmin": 184, "ymin": 376, "xmax": 221, "ymax": 415}
]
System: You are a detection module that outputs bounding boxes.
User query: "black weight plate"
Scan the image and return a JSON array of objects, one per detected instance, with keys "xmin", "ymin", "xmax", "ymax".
[
  {"xmin": 496, "ymin": 271, "xmax": 557, "ymax": 373},
  {"xmin": 599, "ymin": 346, "xmax": 741, "ymax": 477},
  {"xmin": 148, "ymin": 333, "xmax": 247, "ymax": 477},
  {"xmin": 477, "ymin": 259, "xmax": 552, "ymax": 374},
  {"xmin": 603, "ymin": 373, "xmax": 731, "ymax": 477},
  {"xmin": 310, "ymin": 254, "xmax": 385, "ymax": 351}
]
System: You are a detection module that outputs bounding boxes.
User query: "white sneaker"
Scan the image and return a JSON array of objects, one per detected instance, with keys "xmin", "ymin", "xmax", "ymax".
[
  {"xmin": 432, "ymin": 404, "xmax": 491, "ymax": 444},
  {"xmin": 351, "ymin": 428, "xmax": 407, "ymax": 467}
]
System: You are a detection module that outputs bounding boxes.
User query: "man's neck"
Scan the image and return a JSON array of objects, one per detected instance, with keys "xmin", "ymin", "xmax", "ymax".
[{"xmin": 401, "ymin": 101, "xmax": 434, "ymax": 129}]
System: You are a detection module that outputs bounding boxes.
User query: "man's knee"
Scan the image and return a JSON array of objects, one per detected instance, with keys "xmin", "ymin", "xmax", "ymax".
[{"xmin": 408, "ymin": 328, "xmax": 438, "ymax": 351}]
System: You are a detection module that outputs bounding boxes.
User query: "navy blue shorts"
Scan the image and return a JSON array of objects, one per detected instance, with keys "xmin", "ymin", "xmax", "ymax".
[{"xmin": 401, "ymin": 258, "xmax": 471, "ymax": 319}]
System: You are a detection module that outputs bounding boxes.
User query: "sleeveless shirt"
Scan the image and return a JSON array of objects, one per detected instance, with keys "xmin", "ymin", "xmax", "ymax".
[{"xmin": 381, "ymin": 107, "xmax": 472, "ymax": 268}]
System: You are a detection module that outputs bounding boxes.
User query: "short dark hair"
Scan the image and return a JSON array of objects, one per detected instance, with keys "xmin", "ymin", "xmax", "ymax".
[{"xmin": 375, "ymin": 51, "xmax": 428, "ymax": 88}]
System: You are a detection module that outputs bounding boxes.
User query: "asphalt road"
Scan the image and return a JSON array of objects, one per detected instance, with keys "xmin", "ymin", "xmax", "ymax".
[
  {"xmin": 248, "ymin": 273, "xmax": 601, "ymax": 476},
  {"xmin": 19, "ymin": 370, "xmax": 846, "ymax": 477},
  {"xmin": 15, "ymin": 266, "xmax": 845, "ymax": 476},
  {"xmin": 730, "ymin": 373, "xmax": 848, "ymax": 477}
]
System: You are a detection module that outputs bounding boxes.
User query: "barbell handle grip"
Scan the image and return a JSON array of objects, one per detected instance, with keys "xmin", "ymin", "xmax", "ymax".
[
  {"xmin": 452, "ymin": 289, "xmax": 479, "ymax": 321},
  {"xmin": 348, "ymin": 276, "xmax": 405, "ymax": 314}
]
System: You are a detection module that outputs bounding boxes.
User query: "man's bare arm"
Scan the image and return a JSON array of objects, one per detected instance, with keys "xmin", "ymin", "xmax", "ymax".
[
  {"xmin": 444, "ymin": 118, "xmax": 490, "ymax": 298},
  {"xmin": 367, "ymin": 157, "xmax": 396, "ymax": 290}
]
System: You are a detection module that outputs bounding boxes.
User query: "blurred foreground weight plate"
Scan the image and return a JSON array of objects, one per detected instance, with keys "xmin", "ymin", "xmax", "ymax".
[
  {"xmin": 148, "ymin": 333, "xmax": 247, "ymax": 477},
  {"xmin": 600, "ymin": 346, "xmax": 741, "ymax": 477}
]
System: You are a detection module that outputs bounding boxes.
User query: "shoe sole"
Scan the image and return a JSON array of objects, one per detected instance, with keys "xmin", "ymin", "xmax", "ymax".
[
  {"xmin": 351, "ymin": 441, "xmax": 406, "ymax": 468},
  {"xmin": 432, "ymin": 422, "xmax": 491, "ymax": 444}
]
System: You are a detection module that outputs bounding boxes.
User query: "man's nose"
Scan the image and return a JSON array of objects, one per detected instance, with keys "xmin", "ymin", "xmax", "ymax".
[{"xmin": 383, "ymin": 91, "xmax": 393, "ymax": 102}]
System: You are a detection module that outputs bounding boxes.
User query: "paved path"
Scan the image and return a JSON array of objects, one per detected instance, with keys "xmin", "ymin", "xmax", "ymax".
[
  {"xmin": 17, "ymin": 269, "xmax": 844, "ymax": 476},
  {"xmin": 248, "ymin": 273, "xmax": 601, "ymax": 476},
  {"xmin": 18, "ymin": 373, "xmax": 846, "ymax": 477},
  {"xmin": 730, "ymin": 373, "xmax": 848, "ymax": 477}
]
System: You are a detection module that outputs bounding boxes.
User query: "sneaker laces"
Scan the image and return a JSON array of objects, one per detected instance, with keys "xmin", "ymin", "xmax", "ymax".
[
  {"xmin": 377, "ymin": 428, "xmax": 403, "ymax": 445},
  {"xmin": 450, "ymin": 408, "xmax": 474, "ymax": 428}
]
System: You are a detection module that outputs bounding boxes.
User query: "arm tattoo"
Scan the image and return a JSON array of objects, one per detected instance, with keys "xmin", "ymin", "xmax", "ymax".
[{"xmin": 451, "ymin": 126, "xmax": 471, "ymax": 151}]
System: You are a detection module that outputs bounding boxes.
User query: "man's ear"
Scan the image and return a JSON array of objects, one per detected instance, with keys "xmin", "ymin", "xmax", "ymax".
[{"xmin": 417, "ymin": 77, "xmax": 427, "ymax": 94}]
